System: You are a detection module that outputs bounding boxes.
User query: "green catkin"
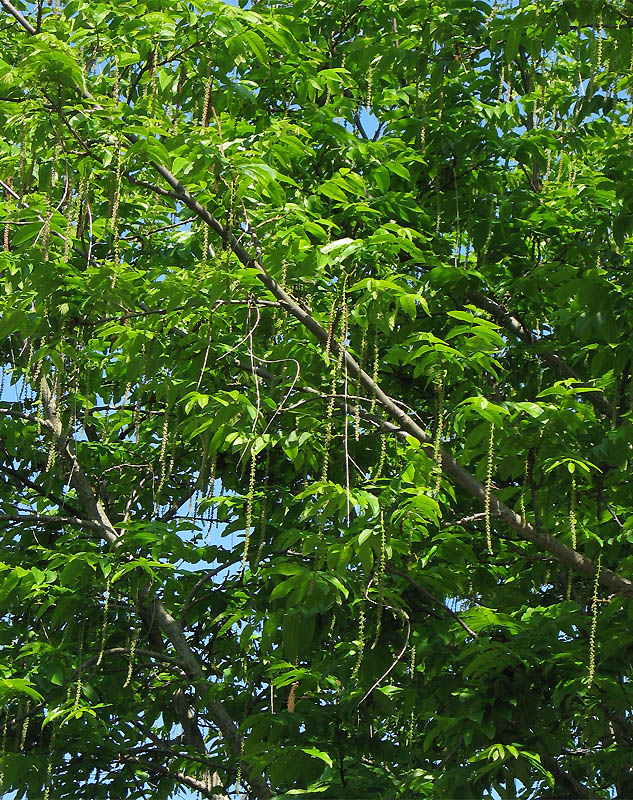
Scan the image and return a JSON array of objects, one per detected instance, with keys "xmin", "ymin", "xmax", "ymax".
[
  {"xmin": 485, "ymin": 423, "xmax": 495, "ymax": 554},
  {"xmin": 432, "ymin": 371, "xmax": 446, "ymax": 497},
  {"xmin": 545, "ymin": 148, "xmax": 552, "ymax": 183},
  {"xmin": 95, "ymin": 576, "xmax": 111, "ymax": 667},
  {"xmin": 123, "ymin": 624, "xmax": 139, "ymax": 688},
  {"xmin": 202, "ymin": 218, "xmax": 209, "ymax": 267},
  {"xmin": 112, "ymin": 56, "xmax": 120, "ymax": 104},
  {"xmin": 62, "ymin": 177, "xmax": 76, "ymax": 262},
  {"xmin": 43, "ymin": 725, "xmax": 56, "ymax": 800},
  {"xmin": 73, "ymin": 622, "xmax": 85, "ymax": 713},
  {"xmin": 486, "ymin": 0, "xmax": 497, "ymax": 26},
  {"xmin": 41, "ymin": 188, "xmax": 52, "ymax": 261},
  {"xmin": 519, "ymin": 457, "xmax": 528, "ymax": 524},
  {"xmin": 566, "ymin": 477, "xmax": 577, "ymax": 600},
  {"xmin": 327, "ymin": 610, "xmax": 337, "ymax": 640},
  {"xmin": 324, "ymin": 297, "xmax": 337, "ymax": 366},
  {"xmin": 75, "ymin": 175, "xmax": 88, "ymax": 237},
  {"xmin": 201, "ymin": 75, "xmax": 212, "ymax": 128},
  {"xmin": 171, "ymin": 103, "xmax": 179, "ymax": 137},
  {"xmin": 351, "ymin": 604, "xmax": 365, "ymax": 678},
  {"xmin": 371, "ymin": 511, "xmax": 387, "ymax": 650},
  {"xmin": 102, "ymin": 392, "xmax": 112, "ymax": 443},
  {"xmin": 321, "ymin": 293, "xmax": 347, "ymax": 482},
  {"xmin": 374, "ymin": 432, "xmax": 387, "ymax": 479},
  {"xmin": 497, "ymin": 65, "xmax": 505, "ymax": 102},
  {"xmin": 588, "ymin": 551, "xmax": 602, "ymax": 689},
  {"xmin": 166, "ymin": 419, "xmax": 177, "ymax": 484},
  {"xmin": 0, "ymin": 707, "xmax": 7, "ymax": 787},
  {"xmin": 354, "ymin": 329, "xmax": 367, "ymax": 441},
  {"xmin": 273, "ymin": 259, "xmax": 289, "ymax": 339},
  {"xmin": 206, "ymin": 451, "xmax": 217, "ymax": 524},
  {"xmin": 134, "ymin": 360, "xmax": 144, "ymax": 443},
  {"xmin": 20, "ymin": 338, "xmax": 32, "ymax": 400},
  {"xmin": 121, "ymin": 381, "xmax": 131, "ymax": 410},
  {"xmin": 45, "ymin": 372, "xmax": 59, "ymax": 472},
  {"xmin": 36, "ymin": 372, "xmax": 45, "ymax": 435},
  {"xmin": 369, "ymin": 338, "xmax": 379, "ymax": 416},
  {"xmin": 407, "ymin": 643, "xmax": 416, "ymax": 745},
  {"xmin": 235, "ymin": 738, "xmax": 245, "ymax": 796},
  {"xmin": 241, "ymin": 453, "xmax": 257, "ymax": 572},
  {"xmin": 3, "ymin": 190, "xmax": 12, "ymax": 252},
  {"xmin": 366, "ymin": 63, "xmax": 374, "ymax": 110},
  {"xmin": 110, "ymin": 138, "xmax": 123, "ymax": 286},
  {"xmin": 150, "ymin": 44, "xmax": 159, "ymax": 118},
  {"xmin": 255, "ymin": 450, "xmax": 271, "ymax": 569},
  {"xmin": 597, "ymin": 14, "xmax": 603, "ymax": 72},
  {"xmin": 556, "ymin": 153, "xmax": 565, "ymax": 185},
  {"xmin": 19, "ymin": 702, "xmax": 30, "ymax": 752},
  {"xmin": 156, "ymin": 406, "xmax": 170, "ymax": 502},
  {"xmin": 19, "ymin": 113, "xmax": 27, "ymax": 194}
]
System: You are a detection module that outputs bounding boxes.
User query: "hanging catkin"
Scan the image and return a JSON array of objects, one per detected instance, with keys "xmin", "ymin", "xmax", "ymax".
[
  {"xmin": 485, "ymin": 423, "xmax": 495, "ymax": 554},
  {"xmin": 432, "ymin": 371, "xmax": 446, "ymax": 496},
  {"xmin": 41, "ymin": 186, "xmax": 52, "ymax": 261},
  {"xmin": 19, "ymin": 112, "xmax": 27, "ymax": 194},
  {"xmin": 201, "ymin": 74, "xmax": 212, "ymax": 128},
  {"xmin": 123, "ymin": 623, "xmax": 139, "ymax": 688},
  {"xmin": 150, "ymin": 44, "xmax": 159, "ymax": 117},
  {"xmin": 19, "ymin": 701, "xmax": 30, "ymax": 752},
  {"xmin": 255, "ymin": 450, "xmax": 271, "ymax": 569},
  {"xmin": 371, "ymin": 511, "xmax": 386, "ymax": 650},
  {"xmin": 324, "ymin": 296, "xmax": 337, "ymax": 366},
  {"xmin": 369, "ymin": 337, "xmax": 379, "ymax": 415},
  {"xmin": 366, "ymin": 63, "xmax": 374, "ymax": 110},
  {"xmin": 42, "ymin": 725, "xmax": 56, "ymax": 800},
  {"xmin": 321, "ymin": 291, "xmax": 347, "ymax": 482},
  {"xmin": 373, "ymin": 432, "xmax": 387, "ymax": 480},
  {"xmin": 354, "ymin": 329, "xmax": 367, "ymax": 441},
  {"xmin": 587, "ymin": 551, "xmax": 601, "ymax": 689},
  {"xmin": 112, "ymin": 55, "xmax": 120, "ymax": 103},
  {"xmin": 110, "ymin": 137, "xmax": 123, "ymax": 286},
  {"xmin": 156, "ymin": 405, "xmax": 170, "ymax": 503},
  {"xmin": 241, "ymin": 452, "xmax": 257, "ymax": 571},
  {"xmin": 351, "ymin": 603, "xmax": 365, "ymax": 678},
  {"xmin": 518, "ymin": 456, "xmax": 528, "ymax": 524},
  {"xmin": 95, "ymin": 575, "xmax": 111, "ymax": 667},
  {"xmin": 407, "ymin": 643, "xmax": 416, "ymax": 745},
  {"xmin": 0, "ymin": 706, "xmax": 7, "ymax": 787},
  {"xmin": 73, "ymin": 622, "xmax": 85, "ymax": 713},
  {"xmin": 566, "ymin": 476, "xmax": 578, "ymax": 600}
]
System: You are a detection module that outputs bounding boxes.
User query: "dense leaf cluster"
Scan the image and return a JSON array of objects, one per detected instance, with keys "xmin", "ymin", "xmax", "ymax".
[{"xmin": 1, "ymin": 0, "xmax": 633, "ymax": 797}]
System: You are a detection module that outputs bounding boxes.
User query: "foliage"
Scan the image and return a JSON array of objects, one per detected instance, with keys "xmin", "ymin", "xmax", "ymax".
[{"xmin": 1, "ymin": 0, "xmax": 633, "ymax": 797}]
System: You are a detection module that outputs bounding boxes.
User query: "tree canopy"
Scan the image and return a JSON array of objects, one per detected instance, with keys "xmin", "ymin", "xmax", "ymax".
[{"xmin": 2, "ymin": 0, "xmax": 633, "ymax": 797}]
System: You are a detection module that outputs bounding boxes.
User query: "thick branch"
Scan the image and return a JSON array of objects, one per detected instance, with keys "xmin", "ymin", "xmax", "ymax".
[
  {"xmin": 0, "ymin": 0, "xmax": 35, "ymax": 34},
  {"xmin": 121, "ymin": 755, "xmax": 227, "ymax": 797},
  {"xmin": 0, "ymin": 513, "xmax": 103, "ymax": 532}
]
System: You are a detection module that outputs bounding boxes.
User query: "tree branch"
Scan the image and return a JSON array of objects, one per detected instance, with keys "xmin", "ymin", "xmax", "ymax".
[
  {"xmin": 121, "ymin": 754, "xmax": 228, "ymax": 798},
  {"xmin": 467, "ymin": 289, "xmax": 616, "ymax": 419},
  {"xmin": 0, "ymin": 0, "xmax": 36, "ymax": 34},
  {"xmin": 387, "ymin": 565, "xmax": 479, "ymax": 639}
]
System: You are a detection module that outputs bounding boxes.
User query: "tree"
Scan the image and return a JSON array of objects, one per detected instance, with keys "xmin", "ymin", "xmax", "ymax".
[{"xmin": 2, "ymin": 0, "xmax": 633, "ymax": 796}]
